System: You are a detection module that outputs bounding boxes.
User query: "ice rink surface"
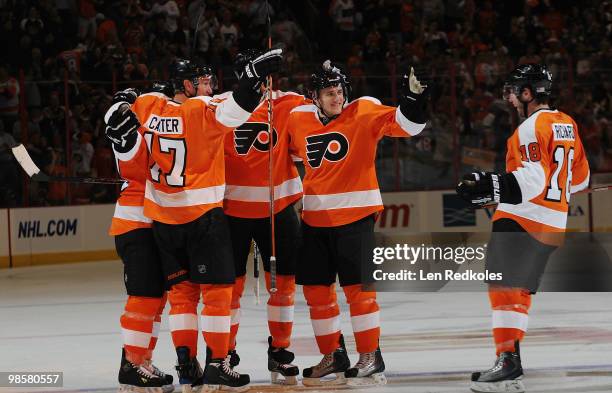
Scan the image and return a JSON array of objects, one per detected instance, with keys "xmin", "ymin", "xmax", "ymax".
[{"xmin": 1, "ymin": 260, "xmax": 611, "ymax": 393}]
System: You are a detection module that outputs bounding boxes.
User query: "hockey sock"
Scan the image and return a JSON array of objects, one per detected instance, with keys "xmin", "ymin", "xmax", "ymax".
[
  {"xmin": 148, "ymin": 292, "xmax": 167, "ymax": 355},
  {"xmin": 121, "ymin": 296, "xmax": 163, "ymax": 365},
  {"xmin": 168, "ymin": 282, "xmax": 200, "ymax": 358},
  {"xmin": 343, "ymin": 284, "xmax": 380, "ymax": 354},
  {"xmin": 200, "ymin": 284, "xmax": 233, "ymax": 359},
  {"xmin": 265, "ymin": 272, "xmax": 295, "ymax": 349},
  {"xmin": 489, "ymin": 286, "xmax": 531, "ymax": 355},
  {"xmin": 229, "ymin": 275, "xmax": 246, "ymax": 351},
  {"xmin": 303, "ymin": 284, "xmax": 341, "ymax": 355}
]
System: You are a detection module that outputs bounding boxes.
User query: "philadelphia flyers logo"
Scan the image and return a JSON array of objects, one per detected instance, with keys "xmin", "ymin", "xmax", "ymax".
[
  {"xmin": 234, "ymin": 122, "xmax": 278, "ymax": 155},
  {"xmin": 306, "ymin": 132, "xmax": 349, "ymax": 168}
]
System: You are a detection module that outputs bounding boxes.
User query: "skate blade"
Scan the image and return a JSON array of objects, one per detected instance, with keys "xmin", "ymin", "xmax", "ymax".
[
  {"xmin": 118, "ymin": 384, "xmax": 164, "ymax": 393},
  {"xmin": 162, "ymin": 384, "xmax": 176, "ymax": 393},
  {"xmin": 470, "ymin": 378, "xmax": 525, "ymax": 393},
  {"xmin": 182, "ymin": 384, "xmax": 204, "ymax": 393},
  {"xmin": 217, "ymin": 384, "xmax": 249, "ymax": 392},
  {"xmin": 271, "ymin": 372, "xmax": 298, "ymax": 385},
  {"xmin": 346, "ymin": 372, "xmax": 387, "ymax": 388},
  {"xmin": 302, "ymin": 373, "xmax": 346, "ymax": 386}
]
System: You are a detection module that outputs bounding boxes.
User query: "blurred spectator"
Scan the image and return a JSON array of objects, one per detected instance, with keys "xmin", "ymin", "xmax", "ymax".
[
  {"xmin": 0, "ymin": 64, "xmax": 19, "ymax": 133},
  {"xmin": 0, "ymin": 120, "xmax": 19, "ymax": 207}
]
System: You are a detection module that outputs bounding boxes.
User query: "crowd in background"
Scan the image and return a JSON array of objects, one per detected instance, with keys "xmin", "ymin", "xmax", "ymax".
[{"xmin": 0, "ymin": 0, "xmax": 611, "ymax": 207}]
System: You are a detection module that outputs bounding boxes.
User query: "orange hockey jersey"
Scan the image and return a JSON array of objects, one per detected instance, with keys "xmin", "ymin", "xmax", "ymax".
[
  {"xmin": 494, "ymin": 109, "xmax": 590, "ymax": 234},
  {"xmin": 134, "ymin": 93, "xmax": 252, "ymax": 224},
  {"xmin": 223, "ymin": 91, "xmax": 308, "ymax": 218},
  {"xmin": 108, "ymin": 93, "xmax": 169, "ymax": 236},
  {"xmin": 287, "ymin": 96, "xmax": 426, "ymax": 227}
]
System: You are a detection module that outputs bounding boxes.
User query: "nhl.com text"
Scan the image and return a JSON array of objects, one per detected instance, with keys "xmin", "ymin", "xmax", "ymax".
[{"xmin": 371, "ymin": 244, "xmax": 503, "ymax": 282}]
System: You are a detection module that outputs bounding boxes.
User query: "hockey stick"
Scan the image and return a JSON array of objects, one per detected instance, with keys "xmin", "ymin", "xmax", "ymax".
[
  {"xmin": 253, "ymin": 241, "xmax": 261, "ymax": 305},
  {"xmin": 266, "ymin": 0, "xmax": 278, "ymax": 293},
  {"xmin": 11, "ymin": 144, "xmax": 124, "ymax": 185},
  {"xmin": 191, "ymin": 2, "xmax": 206, "ymax": 56},
  {"xmin": 476, "ymin": 183, "xmax": 612, "ymax": 209}
]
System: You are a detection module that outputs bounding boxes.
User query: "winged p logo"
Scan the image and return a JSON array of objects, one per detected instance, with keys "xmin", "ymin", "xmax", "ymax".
[
  {"xmin": 305, "ymin": 132, "xmax": 349, "ymax": 168},
  {"xmin": 234, "ymin": 122, "xmax": 278, "ymax": 155}
]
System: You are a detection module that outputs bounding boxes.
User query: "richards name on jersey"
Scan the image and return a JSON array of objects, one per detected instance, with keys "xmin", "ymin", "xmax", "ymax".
[{"xmin": 145, "ymin": 114, "xmax": 184, "ymax": 134}]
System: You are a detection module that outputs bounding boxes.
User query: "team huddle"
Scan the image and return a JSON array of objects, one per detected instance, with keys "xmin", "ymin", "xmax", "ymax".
[{"xmin": 104, "ymin": 47, "xmax": 589, "ymax": 393}]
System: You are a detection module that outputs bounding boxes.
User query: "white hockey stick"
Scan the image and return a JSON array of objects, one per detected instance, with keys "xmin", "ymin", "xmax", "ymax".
[{"xmin": 12, "ymin": 144, "xmax": 124, "ymax": 185}]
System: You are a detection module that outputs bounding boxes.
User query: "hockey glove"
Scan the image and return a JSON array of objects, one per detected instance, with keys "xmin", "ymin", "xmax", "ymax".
[
  {"xmin": 234, "ymin": 48, "xmax": 283, "ymax": 112},
  {"xmin": 105, "ymin": 106, "xmax": 140, "ymax": 151},
  {"xmin": 112, "ymin": 87, "xmax": 140, "ymax": 105},
  {"xmin": 399, "ymin": 67, "xmax": 430, "ymax": 124},
  {"xmin": 456, "ymin": 171, "xmax": 522, "ymax": 208}
]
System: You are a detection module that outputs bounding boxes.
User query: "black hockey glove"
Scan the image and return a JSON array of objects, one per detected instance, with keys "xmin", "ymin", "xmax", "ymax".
[
  {"xmin": 105, "ymin": 106, "xmax": 140, "ymax": 152},
  {"xmin": 399, "ymin": 67, "xmax": 430, "ymax": 124},
  {"xmin": 234, "ymin": 48, "xmax": 283, "ymax": 112},
  {"xmin": 112, "ymin": 87, "xmax": 140, "ymax": 105},
  {"xmin": 456, "ymin": 171, "xmax": 522, "ymax": 208}
]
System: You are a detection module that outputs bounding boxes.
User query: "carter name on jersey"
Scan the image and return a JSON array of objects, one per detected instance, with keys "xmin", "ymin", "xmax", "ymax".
[{"xmin": 145, "ymin": 114, "xmax": 184, "ymax": 134}]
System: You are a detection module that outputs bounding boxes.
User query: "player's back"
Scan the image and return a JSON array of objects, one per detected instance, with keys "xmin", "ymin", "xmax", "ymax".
[
  {"xmin": 143, "ymin": 97, "xmax": 229, "ymax": 225},
  {"xmin": 494, "ymin": 109, "xmax": 590, "ymax": 233},
  {"xmin": 223, "ymin": 91, "xmax": 307, "ymax": 218},
  {"xmin": 109, "ymin": 92, "xmax": 170, "ymax": 235}
]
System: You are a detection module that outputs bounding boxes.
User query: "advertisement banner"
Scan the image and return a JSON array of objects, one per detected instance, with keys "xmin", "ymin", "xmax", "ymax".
[{"xmin": 9, "ymin": 204, "xmax": 116, "ymax": 267}]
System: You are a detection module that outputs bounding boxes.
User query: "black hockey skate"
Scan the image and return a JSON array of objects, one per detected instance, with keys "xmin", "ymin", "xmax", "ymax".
[
  {"xmin": 302, "ymin": 334, "xmax": 351, "ymax": 386},
  {"xmin": 175, "ymin": 346, "xmax": 204, "ymax": 393},
  {"xmin": 199, "ymin": 347, "xmax": 250, "ymax": 392},
  {"xmin": 144, "ymin": 359, "xmax": 175, "ymax": 393},
  {"xmin": 205, "ymin": 348, "xmax": 240, "ymax": 369},
  {"xmin": 118, "ymin": 349, "xmax": 165, "ymax": 393},
  {"xmin": 470, "ymin": 342, "xmax": 525, "ymax": 393},
  {"xmin": 227, "ymin": 349, "xmax": 240, "ymax": 369},
  {"xmin": 345, "ymin": 346, "xmax": 386, "ymax": 387},
  {"xmin": 267, "ymin": 336, "xmax": 299, "ymax": 385}
]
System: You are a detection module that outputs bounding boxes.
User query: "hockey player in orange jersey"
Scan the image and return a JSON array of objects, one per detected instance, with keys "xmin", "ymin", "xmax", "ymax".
[
  {"xmin": 287, "ymin": 61, "xmax": 429, "ymax": 387},
  {"xmin": 105, "ymin": 51, "xmax": 283, "ymax": 392},
  {"xmin": 106, "ymin": 62, "xmax": 218, "ymax": 393},
  {"xmin": 456, "ymin": 64, "xmax": 590, "ymax": 393},
  {"xmin": 105, "ymin": 83, "xmax": 175, "ymax": 393},
  {"xmin": 221, "ymin": 49, "xmax": 308, "ymax": 385}
]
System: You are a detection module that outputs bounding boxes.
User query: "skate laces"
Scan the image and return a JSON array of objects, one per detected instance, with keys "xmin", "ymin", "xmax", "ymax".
[
  {"xmin": 314, "ymin": 353, "xmax": 334, "ymax": 371},
  {"xmin": 135, "ymin": 364, "xmax": 158, "ymax": 379},
  {"xmin": 144, "ymin": 360, "xmax": 166, "ymax": 378},
  {"xmin": 354, "ymin": 351, "xmax": 375, "ymax": 369},
  {"xmin": 222, "ymin": 355, "xmax": 241, "ymax": 378}
]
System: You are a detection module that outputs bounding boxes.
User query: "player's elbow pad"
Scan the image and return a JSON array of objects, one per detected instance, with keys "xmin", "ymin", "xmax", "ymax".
[{"xmin": 499, "ymin": 173, "xmax": 522, "ymax": 204}]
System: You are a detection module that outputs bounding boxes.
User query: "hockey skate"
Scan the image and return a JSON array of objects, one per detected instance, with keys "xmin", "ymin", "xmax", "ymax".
[
  {"xmin": 470, "ymin": 342, "xmax": 525, "ymax": 393},
  {"xmin": 144, "ymin": 359, "xmax": 175, "ymax": 393},
  {"xmin": 267, "ymin": 336, "xmax": 299, "ymax": 385},
  {"xmin": 175, "ymin": 346, "xmax": 204, "ymax": 393},
  {"xmin": 118, "ymin": 349, "xmax": 165, "ymax": 393},
  {"xmin": 345, "ymin": 347, "xmax": 386, "ymax": 387},
  {"xmin": 302, "ymin": 334, "xmax": 350, "ymax": 386},
  {"xmin": 199, "ymin": 347, "xmax": 250, "ymax": 392},
  {"xmin": 227, "ymin": 350, "xmax": 240, "ymax": 369}
]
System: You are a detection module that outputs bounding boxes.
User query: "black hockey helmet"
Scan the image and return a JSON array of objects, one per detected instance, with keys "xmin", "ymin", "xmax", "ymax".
[
  {"xmin": 149, "ymin": 80, "xmax": 175, "ymax": 97},
  {"xmin": 503, "ymin": 63, "xmax": 552, "ymax": 102},
  {"xmin": 233, "ymin": 48, "xmax": 263, "ymax": 79},
  {"xmin": 169, "ymin": 58, "xmax": 216, "ymax": 93},
  {"xmin": 309, "ymin": 60, "xmax": 351, "ymax": 102}
]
